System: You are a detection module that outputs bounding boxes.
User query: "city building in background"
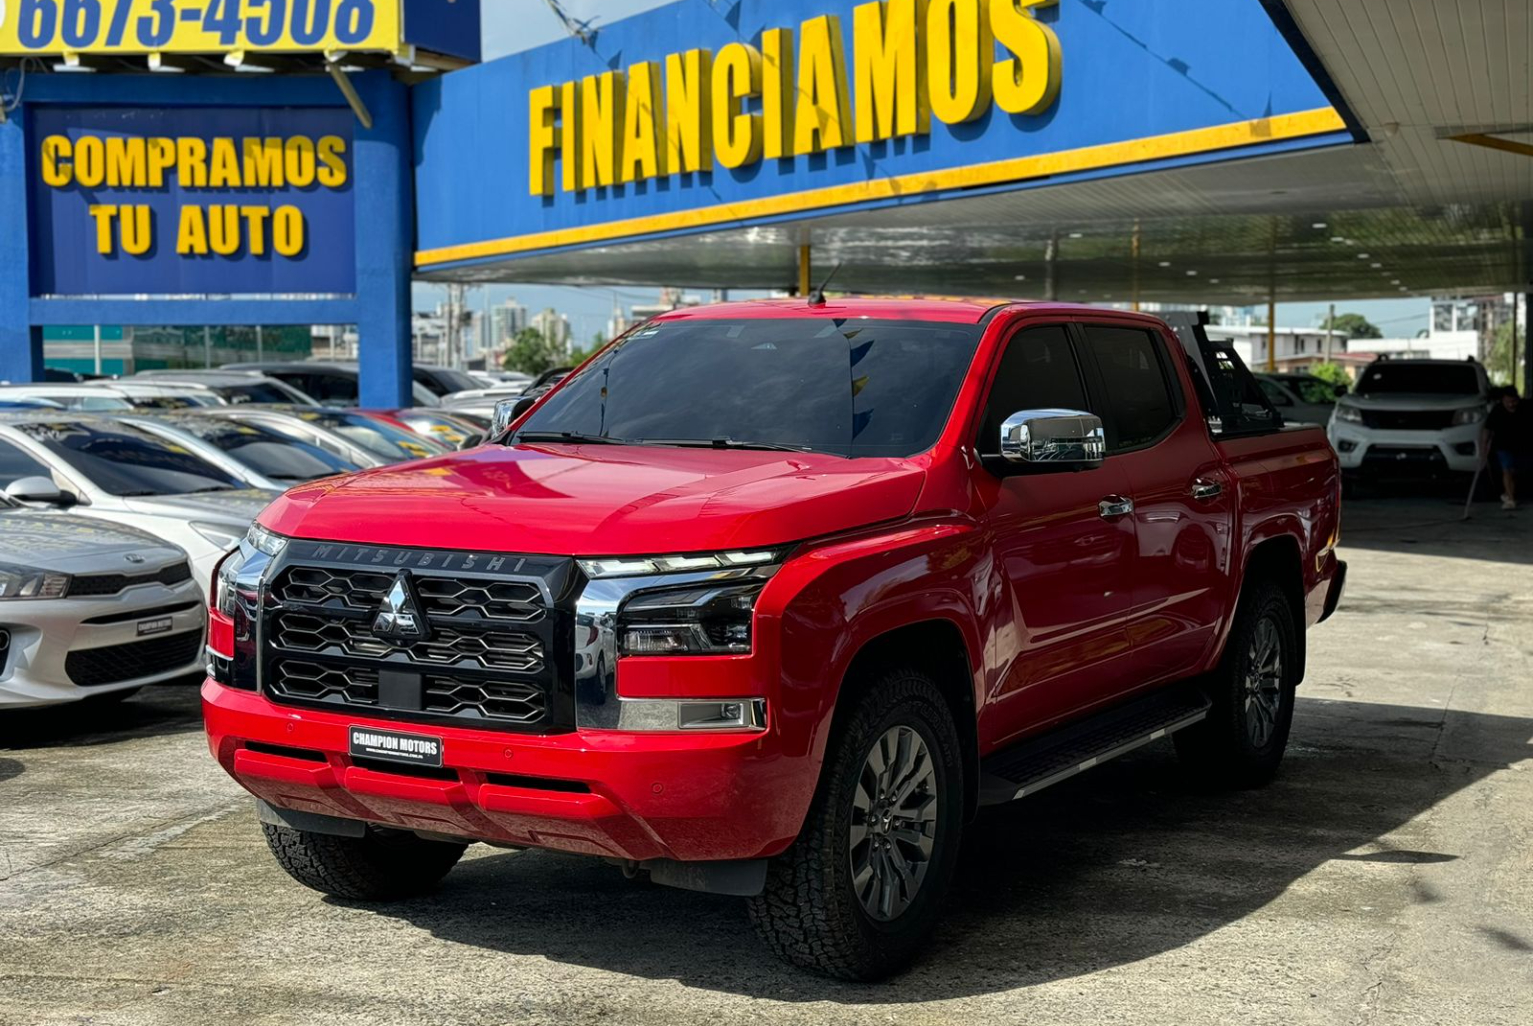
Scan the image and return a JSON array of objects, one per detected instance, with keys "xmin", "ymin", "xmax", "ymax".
[{"xmin": 530, "ymin": 308, "xmax": 572, "ymax": 351}]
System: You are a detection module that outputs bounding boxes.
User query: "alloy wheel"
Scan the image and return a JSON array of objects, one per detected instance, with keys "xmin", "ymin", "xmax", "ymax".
[
  {"xmin": 1244, "ymin": 614, "xmax": 1285, "ymax": 747},
  {"xmin": 849, "ymin": 724, "xmax": 939, "ymax": 921}
]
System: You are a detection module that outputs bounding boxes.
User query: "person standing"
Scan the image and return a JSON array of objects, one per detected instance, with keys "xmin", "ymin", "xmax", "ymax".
[{"xmin": 1482, "ymin": 386, "xmax": 1532, "ymax": 510}]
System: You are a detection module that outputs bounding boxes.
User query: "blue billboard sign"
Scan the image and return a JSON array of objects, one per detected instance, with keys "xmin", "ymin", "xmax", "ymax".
[
  {"xmin": 28, "ymin": 105, "xmax": 356, "ymax": 296},
  {"xmin": 411, "ymin": 0, "xmax": 1350, "ymax": 274}
]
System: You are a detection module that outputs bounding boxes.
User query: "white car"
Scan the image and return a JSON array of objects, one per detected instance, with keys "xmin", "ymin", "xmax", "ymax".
[
  {"xmin": 0, "ymin": 413, "xmax": 278, "ymax": 596},
  {"xmin": 122, "ymin": 414, "xmax": 365, "ymax": 491},
  {"xmin": 0, "ymin": 384, "xmax": 132, "ymax": 411},
  {"xmin": 0, "ymin": 493, "xmax": 205, "ymax": 708},
  {"xmin": 1328, "ymin": 358, "xmax": 1492, "ymax": 479}
]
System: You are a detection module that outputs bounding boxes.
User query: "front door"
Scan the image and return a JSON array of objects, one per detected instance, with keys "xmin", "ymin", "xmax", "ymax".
[
  {"xmin": 1076, "ymin": 322, "xmax": 1235, "ymax": 687},
  {"xmin": 972, "ymin": 324, "xmax": 1140, "ymax": 747}
]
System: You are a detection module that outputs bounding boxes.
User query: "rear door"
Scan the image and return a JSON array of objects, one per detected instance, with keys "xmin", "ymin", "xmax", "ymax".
[
  {"xmin": 974, "ymin": 323, "xmax": 1139, "ymax": 744},
  {"xmin": 1075, "ymin": 322, "xmax": 1235, "ymax": 688}
]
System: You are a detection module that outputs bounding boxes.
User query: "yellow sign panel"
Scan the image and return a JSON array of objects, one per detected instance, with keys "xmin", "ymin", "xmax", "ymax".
[{"xmin": 0, "ymin": 0, "xmax": 403, "ymax": 57}]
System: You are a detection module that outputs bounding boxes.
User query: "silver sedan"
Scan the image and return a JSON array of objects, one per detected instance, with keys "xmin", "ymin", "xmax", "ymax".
[{"xmin": 0, "ymin": 496, "xmax": 205, "ymax": 708}]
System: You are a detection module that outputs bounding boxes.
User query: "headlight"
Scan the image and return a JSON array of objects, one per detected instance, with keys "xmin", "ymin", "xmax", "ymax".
[
  {"xmin": 1334, "ymin": 404, "xmax": 1364, "ymax": 424},
  {"xmin": 579, "ymin": 549, "xmax": 780, "ymax": 578},
  {"xmin": 617, "ymin": 581, "xmax": 766, "ymax": 655},
  {"xmin": 1452, "ymin": 406, "xmax": 1486, "ymax": 425},
  {"xmin": 246, "ymin": 523, "xmax": 288, "ymax": 556},
  {"xmin": 191, "ymin": 521, "xmax": 245, "ymax": 550},
  {"xmin": 0, "ymin": 564, "xmax": 70, "ymax": 600},
  {"xmin": 213, "ymin": 525, "xmax": 286, "ymax": 617}
]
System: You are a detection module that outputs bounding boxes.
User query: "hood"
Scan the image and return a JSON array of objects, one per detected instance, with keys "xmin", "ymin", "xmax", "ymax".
[
  {"xmin": 259, "ymin": 444, "xmax": 928, "ymax": 556},
  {"xmin": 123, "ymin": 488, "xmax": 278, "ymax": 524},
  {"xmin": 0, "ymin": 509, "xmax": 185, "ymax": 574},
  {"xmin": 1341, "ymin": 392, "xmax": 1486, "ymax": 411}
]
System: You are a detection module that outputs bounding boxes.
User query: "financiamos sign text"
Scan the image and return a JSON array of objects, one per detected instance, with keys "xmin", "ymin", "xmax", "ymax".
[{"xmin": 528, "ymin": 0, "xmax": 1060, "ymax": 196}]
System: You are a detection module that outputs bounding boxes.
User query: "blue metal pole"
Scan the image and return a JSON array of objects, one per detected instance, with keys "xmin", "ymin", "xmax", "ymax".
[
  {"xmin": 353, "ymin": 70, "xmax": 415, "ymax": 409},
  {"xmin": 0, "ymin": 104, "xmax": 43, "ymax": 384}
]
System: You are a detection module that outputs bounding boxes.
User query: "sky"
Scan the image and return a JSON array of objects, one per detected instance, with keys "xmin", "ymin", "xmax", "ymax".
[{"xmin": 418, "ymin": 1, "xmax": 1431, "ymax": 345}]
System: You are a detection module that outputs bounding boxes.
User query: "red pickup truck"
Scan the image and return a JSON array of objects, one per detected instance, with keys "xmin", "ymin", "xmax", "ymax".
[{"xmin": 203, "ymin": 298, "xmax": 1344, "ymax": 980}]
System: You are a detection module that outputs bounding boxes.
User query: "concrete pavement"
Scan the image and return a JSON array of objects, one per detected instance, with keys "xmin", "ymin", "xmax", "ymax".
[{"xmin": 1, "ymin": 497, "xmax": 1529, "ymax": 1025}]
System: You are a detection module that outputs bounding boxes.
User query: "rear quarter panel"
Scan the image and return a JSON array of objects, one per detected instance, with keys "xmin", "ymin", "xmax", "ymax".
[{"xmin": 1215, "ymin": 424, "xmax": 1342, "ymax": 654}]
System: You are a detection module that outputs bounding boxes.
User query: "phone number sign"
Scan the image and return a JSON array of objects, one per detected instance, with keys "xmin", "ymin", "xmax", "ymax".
[{"xmin": 0, "ymin": 0, "xmax": 402, "ymax": 56}]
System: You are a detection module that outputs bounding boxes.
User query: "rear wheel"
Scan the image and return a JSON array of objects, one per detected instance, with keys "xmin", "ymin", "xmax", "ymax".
[
  {"xmin": 747, "ymin": 668, "xmax": 963, "ymax": 980},
  {"xmin": 261, "ymin": 823, "xmax": 467, "ymax": 900},
  {"xmin": 1175, "ymin": 578, "xmax": 1298, "ymax": 788}
]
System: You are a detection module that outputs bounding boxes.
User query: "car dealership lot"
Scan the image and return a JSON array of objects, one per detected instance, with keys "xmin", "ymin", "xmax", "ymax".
[{"xmin": 2, "ymin": 498, "xmax": 1529, "ymax": 1026}]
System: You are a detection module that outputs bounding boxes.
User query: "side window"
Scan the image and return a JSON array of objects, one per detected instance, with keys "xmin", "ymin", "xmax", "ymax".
[
  {"xmin": 304, "ymin": 374, "xmax": 359, "ymax": 404},
  {"xmin": 0, "ymin": 440, "xmax": 51, "ymax": 488},
  {"xmin": 975, "ymin": 325, "xmax": 1088, "ymax": 453},
  {"xmin": 1083, "ymin": 325, "xmax": 1178, "ymax": 451},
  {"xmin": 1258, "ymin": 379, "xmax": 1294, "ymax": 406}
]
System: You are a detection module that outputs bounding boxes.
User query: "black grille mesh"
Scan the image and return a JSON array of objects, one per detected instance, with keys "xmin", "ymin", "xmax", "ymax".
[
  {"xmin": 68, "ymin": 561, "xmax": 193, "ymax": 598},
  {"xmin": 66, "ymin": 631, "xmax": 202, "ymax": 687}
]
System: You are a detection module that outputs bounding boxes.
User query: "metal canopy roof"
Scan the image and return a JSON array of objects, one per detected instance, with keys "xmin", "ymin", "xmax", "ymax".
[{"xmin": 421, "ymin": 0, "xmax": 1532, "ymax": 302}]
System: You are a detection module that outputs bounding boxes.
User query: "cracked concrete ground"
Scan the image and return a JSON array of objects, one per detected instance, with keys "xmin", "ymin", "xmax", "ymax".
[{"xmin": 1, "ymin": 497, "xmax": 1529, "ymax": 1025}]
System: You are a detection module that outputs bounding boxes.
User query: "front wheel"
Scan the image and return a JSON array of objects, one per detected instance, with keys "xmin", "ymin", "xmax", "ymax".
[
  {"xmin": 747, "ymin": 668, "xmax": 964, "ymax": 980},
  {"xmin": 1175, "ymin": 578, "xmax": 1298, "ymax": 788},
  {"xmin": 261, "ymin": 823, "xmax": 467, "ymax": 900}
]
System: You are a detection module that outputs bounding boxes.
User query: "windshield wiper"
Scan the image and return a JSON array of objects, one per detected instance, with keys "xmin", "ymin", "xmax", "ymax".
[
  {"xmin": 183, "ymin": 485, "xmax": 237, "ymax": 493},
  {"xmin": 643, "ymin": 437, "xmax": 824, "ymax": 455},
  {"xmin": 513, "ymin": 431, "xmax": 627, "ymax": 446}
]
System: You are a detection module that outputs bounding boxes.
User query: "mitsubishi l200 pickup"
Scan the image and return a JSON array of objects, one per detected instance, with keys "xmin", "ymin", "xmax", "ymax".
[{"xmin": 203, "ymin": 298, "xmax": 1345, "ymax": 980}]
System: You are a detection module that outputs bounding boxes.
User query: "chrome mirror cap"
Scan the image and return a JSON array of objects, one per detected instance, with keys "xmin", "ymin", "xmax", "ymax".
[
  {"xmin": 491, "ymin": 398, "xmax": 520, "ymax": 438},
  {"xmin": 999, "ymin": 409, "xmax": 1106, "ymax": 465}
]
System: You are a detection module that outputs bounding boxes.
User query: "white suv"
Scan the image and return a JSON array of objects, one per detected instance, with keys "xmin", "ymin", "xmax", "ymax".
[{"xmin": 1329, "ymin": 358, "xmax": 1491, "ymax": 480}]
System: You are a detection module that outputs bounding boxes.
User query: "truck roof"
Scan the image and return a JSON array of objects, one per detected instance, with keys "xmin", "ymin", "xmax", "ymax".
[{"xmin": 653, "ymin": 296, "xmax": 1137, "ymax": 325}]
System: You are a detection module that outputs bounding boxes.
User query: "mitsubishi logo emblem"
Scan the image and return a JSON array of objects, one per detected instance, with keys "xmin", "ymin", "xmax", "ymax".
[{"xmin": 372, "ymin": 572, "xmax": 428, "ymax": 642}]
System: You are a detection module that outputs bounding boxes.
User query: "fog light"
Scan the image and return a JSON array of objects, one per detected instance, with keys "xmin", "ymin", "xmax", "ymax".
[
  {"xmin": 677, "ymin": 700, "xmax": 766, "ymax": 730},
  {"xmin": 1336, "ymin": 440, "xmax": 1357, "ymax": 454},
  {"xmin": 1454, "ymin": 442, "xmax": 1477, "ymax": 456}
]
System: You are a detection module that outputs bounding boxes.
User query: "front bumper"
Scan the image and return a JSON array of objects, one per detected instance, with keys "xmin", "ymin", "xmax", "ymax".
[
  {"xmin": 1328, "ymin": 420, "xmax": 1482, "ymax": 474},
  {"xmin": 0, "ymin": 583, "xmax": 206, "ymax": 708},
  {"xmin": 203, "ymin": 679, "xmax": 807, "ymax": 863}
]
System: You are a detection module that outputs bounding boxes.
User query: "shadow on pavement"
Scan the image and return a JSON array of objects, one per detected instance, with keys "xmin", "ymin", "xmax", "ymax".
[
  {"xmin": 1338, "ymin": 496, "xmax": 1533, "ymax": 564},
  {"xmin": 351, "ymin": 696, "xmax": 1532, "ymax": 1002},
  {"xmin": 0, "ymin": 675, "xmax": 204, "ymax": 751}
]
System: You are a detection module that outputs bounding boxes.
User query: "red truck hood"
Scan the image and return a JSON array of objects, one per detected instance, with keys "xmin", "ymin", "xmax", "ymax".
[{"xmin": 259, "ymin": 443, "xmax": 928, "ymax": 556}]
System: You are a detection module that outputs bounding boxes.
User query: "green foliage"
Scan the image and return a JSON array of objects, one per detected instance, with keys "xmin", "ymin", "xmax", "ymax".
[
  {"xmin": 1485, "ymin": 321, "xmax": 1526, "ymax": 390},
  {"xmin": 501, "ymin": 327, "xmax": 565, "ymax": 376},
  {"xmin": 1307, "ymin": 362, "xmax": 1351, "ymax": 389},
  {"xmin": 1321, "ymin": 312, "xmax": 1382, "ymax": 340}
]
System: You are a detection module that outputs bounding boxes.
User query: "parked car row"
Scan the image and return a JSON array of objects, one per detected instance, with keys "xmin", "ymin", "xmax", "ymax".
[{"xmin": 0, "ymin": 394, "xmax": 478, "ymax": 711}]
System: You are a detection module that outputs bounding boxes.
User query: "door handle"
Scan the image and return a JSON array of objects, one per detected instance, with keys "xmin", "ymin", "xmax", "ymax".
[
  {"xmin": 1191, "ymin": 478, "xmax": 1223, "ymax": 501},
  {"xmin": 1098, "ymin": 495, "xmax": 1134, "ymax": 519}
]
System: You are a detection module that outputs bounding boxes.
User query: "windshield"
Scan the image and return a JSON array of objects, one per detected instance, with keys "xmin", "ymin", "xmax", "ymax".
[
  {"xmin": 518, "ymin": 318, "xmax": 985, "ymax": 457},
  {"xmin": 398, "ymin": 413, "xmax": 476, "ymax": 447},
  {"xmin": 131, "ymin": 395, "xmax": 216, "ymax": 411},
  {"xmin": 63, "ymin": 395, "xmax": 134, "ymax": 411},
  {"xmin": 1357, "ymin": 363, "xmax": 1481, "ymax": 396},
  {"xmin": 300, "ymin": 411, "xmax": 447, "ymax": 461},
  {"xmin": 421, "ymin": 368, "xmax": 483, "ymax": 395},
  {"xmin": 17, "ymin": 420, "xmax": 242, "ymax": 496},
  {"xmin": 162, "ymin": 418, "xmax": 361, "ymax": 482},
  {"xmin": 216, "ymin": 382, "xmax": 306, "ymax": 405}
]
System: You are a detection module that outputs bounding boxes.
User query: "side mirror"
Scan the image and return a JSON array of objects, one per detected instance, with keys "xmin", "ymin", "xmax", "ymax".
[
  {"xmin": 491, "ymin": 398, "xmax": 520, "ymax": 437},
  {"xmin": 1000, "ymin": 410, "xmax": 1105, "ymax": 466},
  {"xmin": 5, "ymin": 475, "xmax": 65, "ymax": 504},
  {"xmin": 459, "ymin": 432, "xmax": 486, "ymax": 449},
  {"xmin": 1333, "ymin": 383, "xmax": 1348, "ymax": 397}
]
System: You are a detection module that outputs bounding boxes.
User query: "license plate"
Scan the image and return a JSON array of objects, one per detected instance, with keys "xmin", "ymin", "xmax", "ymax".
[
  {"xmin": 348, "ymin": 726, "xmax": 443, "ymax": 768},
  {"xmin": 136, "ymin": 617, "xmax": 173, "ymax": 637}
]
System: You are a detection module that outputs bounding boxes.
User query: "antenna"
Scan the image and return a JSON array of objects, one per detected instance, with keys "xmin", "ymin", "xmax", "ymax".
[
  {"xmin": 543, "ymin": 0, "xmax": 598, "ymax": 43},
  {"xmin": 808, "ymin": 262, "xmax": 843, "ymax": 307}
]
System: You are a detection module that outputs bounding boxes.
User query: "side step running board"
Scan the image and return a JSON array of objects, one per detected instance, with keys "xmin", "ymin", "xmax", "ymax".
[{"xmin": 978, "ymin": 686, "xmax": 1211, "ymax": 805}]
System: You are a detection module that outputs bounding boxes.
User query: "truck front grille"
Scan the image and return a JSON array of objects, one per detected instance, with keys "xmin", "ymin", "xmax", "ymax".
[
  {"xmin": 1361, "ymin": 409, "xmax": 1454, "ymax": 431},
  {"xmin": 258, "ymin": 545, "xmax": 575, "ymax": 733}
]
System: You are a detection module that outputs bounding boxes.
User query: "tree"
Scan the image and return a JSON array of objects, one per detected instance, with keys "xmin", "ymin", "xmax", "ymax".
[
  {"xmin": 1308, "ymin": 362, "xmax": 1351, "ymax": 390},
  {"xmin": 1321, "ymin": 312, "xmax": 1382, "ymax": 340},
  {"xmin": 1485, "ymin": 321, "xmax": 1525, "ymax": 390},
  {"xmin": 501, "ymin": 327, "xmax": 564, "ymax": 376}
]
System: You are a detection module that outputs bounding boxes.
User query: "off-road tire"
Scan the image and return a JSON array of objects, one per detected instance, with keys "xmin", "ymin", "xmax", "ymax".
[
  {"xmin": 261, "ymin": 823, "xmax": 467, "ymax": 900},
  {"xmin": 1175, "ymin": 578, "xmax": 1298, "ymax": 788},
  {"xmin": 746, "ymin": 669, "xmax": 963, "ymax": 981}
]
